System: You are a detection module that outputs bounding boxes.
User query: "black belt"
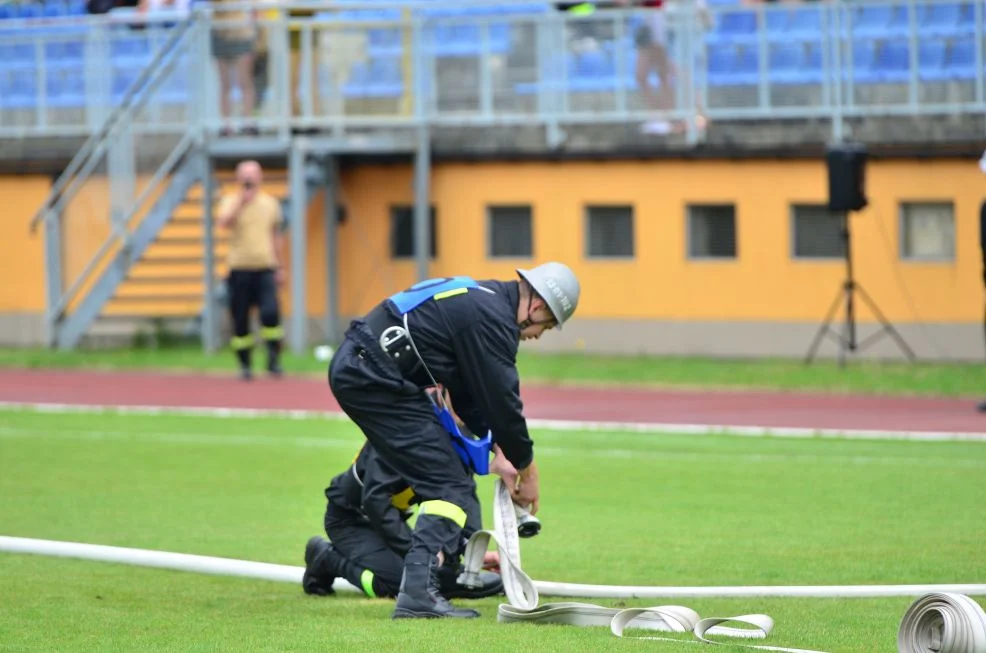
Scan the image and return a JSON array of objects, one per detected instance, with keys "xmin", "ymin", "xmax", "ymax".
[{"xmin": 358, "ymin": 302, "xmax": 423, "ymax": 380}]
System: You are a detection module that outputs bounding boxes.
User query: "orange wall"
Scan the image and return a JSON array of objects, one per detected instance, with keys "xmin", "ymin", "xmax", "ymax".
[
  {"xmin": 3, "ymin": 158, "xmax": 983, "ymax": 326},
  {"xmin": 0, "ymin": 177, "xmax": 51, "ymax": 312},
  {"xmin": 300, "ymin": 158, "xmax": 984, "ymax": 324}
]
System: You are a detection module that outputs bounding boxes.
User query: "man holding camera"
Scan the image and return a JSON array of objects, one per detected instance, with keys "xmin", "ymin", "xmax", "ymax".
[{"xmin": 216, "ymin": 160, "xmax": 286, "ymax": 380}]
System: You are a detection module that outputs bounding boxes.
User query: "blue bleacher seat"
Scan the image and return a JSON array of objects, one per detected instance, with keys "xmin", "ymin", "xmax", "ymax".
[
  {"xmin": 769, "ymin": 42, "xmax": 806, "ymax": 85},
  {"xmin": 765, "ymin": 6, "xmax": 790, "ymax": 37},
  {"xmin": 804, "ymin": 41, "xmax": 824, "ymax": 82},
  {"xmin": 918, "ymin": 2, "xmax": 966, "ymax": 37},
  {"xmin": 158, "ymin": 63, "xmax": 190, "ymax": 105},
  {"xmin": 3, "ymin": 68, "xmax": 38, "ymax": 109},
  {"xmin": 707, "ymin": 45, "xmax": 758, "ymax": 86},
  {"xmin": 787, "ymin": 5, "xmax": 824, "ymax": 40},
  {"xmin": 875, "ymin": 39, "xmax": 911, "ymax": 83},
  {"xmin": 112, "ymin": 67, "xmax": 141, "ymax": 102},
  {"xmin": 44, "ymin": 1, "xmax": 68, "ymax": 18},
  {"xmin": 46, "ymin": 71, "xmax": 85, "ymax": 108},
  {"xmin": 944, "ymin": 38, "xmax": 976, "ymax": 81},
  {"xmin": 10, "ymin": 40, "xmax": 36, "ymax": 67},
  {"xmin": 851, "ymin": 4, "xmax": 897, "ymax": 37},
  {"xmin": 886, "ymin": 4, "xmax": 911, "ymax": 37},
  {"xmin": 709, "ymin": 8, "xmax": 758, "ymax": 45},
  {"xmin": 917, "ymin": 38, "xmax": 947, "ymax": 82},
  {"xmin": 568, "ymin": 49, "xmax": 618, "ymax": 92},
  {"xmin": 16, "ymin": 3, "xmax": 43, "ymax": 19},
  {"xmin": 846, "ymin": 39, "xmax": 879, "ymax": 84},
  {"xmin": 111, "ymin": 35, "xmax": 152, "ymax": 66},
  {"xmin": 494, "ymin": 2, "xmax": 548, "ymax": 16}
]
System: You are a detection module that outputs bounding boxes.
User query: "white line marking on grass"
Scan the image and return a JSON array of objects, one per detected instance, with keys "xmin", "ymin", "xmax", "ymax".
[
  {"xmin": 2, "ymin": 425, "xmax": 984, "ymax": 468},
  {"xmin": 2, "ymin": 535, "xmax": 986, "ymax": 599},
  {"xmin": 2, "ymin": 400, "xmax": 985, "ymax": 442},
  {"xmin": 0, "ymin": 426, "xmax": 360, "ymax": 449}
]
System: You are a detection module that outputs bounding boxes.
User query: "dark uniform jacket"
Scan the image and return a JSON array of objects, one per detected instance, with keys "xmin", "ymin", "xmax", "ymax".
[
  {"xmin": 324, "ymin": 443, "xmax": 483, "ymax": 558},
  {"xmin": 353, "ymin": 279, "xmax": 535, "ymax": 472}
]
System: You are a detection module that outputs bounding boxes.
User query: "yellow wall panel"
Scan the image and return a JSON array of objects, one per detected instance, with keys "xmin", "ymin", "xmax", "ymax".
[
  {"xmin": 2, "ymin": 157, "xmax": 983, "ymax": 327},
  {"xmin": 0, "ymin": 177, "xmax": 52, "ymax": 312}
]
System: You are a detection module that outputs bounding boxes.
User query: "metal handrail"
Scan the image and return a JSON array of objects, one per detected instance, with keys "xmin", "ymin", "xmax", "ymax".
[
  {"xmin": 27, "ymin": 14, "xmax": 197, "ymax": 234},
  {"xmin": 49, "ymin": 129, "xmax": 199, "ymax": 319}
]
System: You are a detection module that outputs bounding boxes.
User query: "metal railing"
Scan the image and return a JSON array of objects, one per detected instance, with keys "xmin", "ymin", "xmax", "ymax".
[
  {"xmin": 27, "ymin": 13, "xmax": 207, "ymax": 346},
  {"xmin": 1, "ymin": 0, "xmax": 984, "ymax": 143}
]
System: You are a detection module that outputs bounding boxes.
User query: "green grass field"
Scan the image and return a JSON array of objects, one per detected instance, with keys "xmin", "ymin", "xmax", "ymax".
[
  {"xmin": 3, "ymin": 345, "xmax": 986, "ymax": 397},
  {"xmin": 1, "ymin": 407, "xmax": 984, "ymax": 652}
]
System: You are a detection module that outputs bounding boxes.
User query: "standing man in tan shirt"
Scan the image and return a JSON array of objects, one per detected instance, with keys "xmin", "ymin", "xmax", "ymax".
[{"xmin": 217, "ymin": 160, "xmax": 286, "ymax": 380}]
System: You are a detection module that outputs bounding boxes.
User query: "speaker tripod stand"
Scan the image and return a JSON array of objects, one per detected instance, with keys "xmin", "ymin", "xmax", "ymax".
[{"xmin": 803, "ymin": 211, "xmax": 917, "ymax": 366}]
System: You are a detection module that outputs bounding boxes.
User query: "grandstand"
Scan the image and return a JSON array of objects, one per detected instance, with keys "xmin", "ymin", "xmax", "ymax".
[{"xmin": 0, "ymin": 0, "xmax": 983, "ymax": 361}]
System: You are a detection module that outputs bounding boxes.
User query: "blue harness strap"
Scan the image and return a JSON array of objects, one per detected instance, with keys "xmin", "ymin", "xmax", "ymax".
[
  {"xmin": 387, "ymin": 276, "xmax": 482, "ymax": 313},
  {"xmin": 387, "ymin": 277, "xmax": 493, "ymax": 476},
  {"xmin": 426, "ymin": 392, "xmax": 492, "ymax": 476}
]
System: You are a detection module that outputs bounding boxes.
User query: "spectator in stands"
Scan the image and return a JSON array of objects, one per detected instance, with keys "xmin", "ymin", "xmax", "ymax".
[
  {"xmin": 621, "ymin": 0, "xmax": 709, "ymax": 135},
  {"xmin": 216, "ymin": 160, "xmax": 286, "ymax": 380},
  {"xmin": 210, "ymin": 0, "xmax": 259, "ymax": 136},
  {"xmin": 136, "ymin": 0, "xmax": 190, "ymax": 21},
  {"xmin": 134, "ymin": 0, "xmax": 189, "ymax": 30}
]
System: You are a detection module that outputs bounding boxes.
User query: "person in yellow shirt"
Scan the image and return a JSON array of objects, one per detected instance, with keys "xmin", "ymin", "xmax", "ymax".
[{"xmin": 216, "ymin": 160, "xmax": 286, "ymax": 380}]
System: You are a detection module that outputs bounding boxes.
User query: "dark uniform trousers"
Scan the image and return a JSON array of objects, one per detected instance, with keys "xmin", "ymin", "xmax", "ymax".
[
  {"xmin": 327, "ymin": 325, "xmax": 480, "ymax": 583},
  {"xmin": 227, "ymin": 268, "xmax": 283, "ymax": 368},
  {"xmin": 320, "ymin": 442, "xmax": 485, "ymax": 599},
  {"xmin": 323, "ymin": 503, "xmax": 406, "ymax": 598}
]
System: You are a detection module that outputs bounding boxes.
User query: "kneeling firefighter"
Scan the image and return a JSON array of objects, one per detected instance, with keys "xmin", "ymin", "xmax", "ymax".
[{"xmin": 301, "ymin": 439, "xmax": 506, "ymax": 600}]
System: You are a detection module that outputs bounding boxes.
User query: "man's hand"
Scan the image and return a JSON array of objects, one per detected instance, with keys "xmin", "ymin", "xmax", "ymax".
[
  {"xmin": 482, "ymin": 551, "xmax": 500, "ymax": 573},
  {"xmin": 240, "ymin": 182, "xmax": 257, "ymax": 205},
  {"xmin": 489, "ymin": 445, "xmax": 518, "ymax": 490},
  {"xmin": 511, "ymin": 461, "xmax": 539, "ymax": 516},
  {"xmin": 274, "ymin": 267, "xmax": 287, "ymax": 287}
]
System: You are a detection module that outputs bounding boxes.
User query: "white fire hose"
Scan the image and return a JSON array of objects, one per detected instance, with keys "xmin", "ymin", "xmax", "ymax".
[
  {"xmin": 457, "ymin": 480, "xmax": 986, "ymax": 653},
  {"xmin": 1, "ymin": 483, "xmax": 984, "ymax": 652},
  {"xmin": 897, "ymin": 593, "xmax": 986, "ymax": 653}
]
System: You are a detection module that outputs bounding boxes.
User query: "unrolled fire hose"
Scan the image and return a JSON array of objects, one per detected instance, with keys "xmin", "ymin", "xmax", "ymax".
[{"xmin": 458, "ymin": 480, "xmax": 986, "ymax": 653}]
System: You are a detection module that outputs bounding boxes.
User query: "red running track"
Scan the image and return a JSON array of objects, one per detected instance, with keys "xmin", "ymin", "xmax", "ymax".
[{"xmin": 1, "ymin": 368, "xmax": 984, "ymax": 434}]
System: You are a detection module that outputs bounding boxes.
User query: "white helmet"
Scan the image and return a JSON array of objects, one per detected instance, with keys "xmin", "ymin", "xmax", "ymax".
[{"xmin": 516, "ymin": 262, "xmax": 580, "ymax": 329}]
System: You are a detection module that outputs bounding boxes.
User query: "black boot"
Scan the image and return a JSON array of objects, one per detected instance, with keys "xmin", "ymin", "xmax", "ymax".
[
  {"xmin": 438, "ymin": 565, "xmax": 504, "ymax": 599},
  {"xmin": 302, "ymin": 536, "xmax": 337, "ymax": 596},
  {"xmin": 236, "ymin": 348, "xmax": 252, "ymax": 381},
  {"xmin": 266, "ymin": 340, "xmax": 283, "ymax": 378},
  {"xmin": 392, "ymin": 556, "xmax": 480, "ymax": 619}
]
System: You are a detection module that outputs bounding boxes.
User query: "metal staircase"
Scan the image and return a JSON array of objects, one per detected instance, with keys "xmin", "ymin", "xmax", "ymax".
[{"xmin": 28, "ymin": 15, "xmax": 210, "ymax": 349}]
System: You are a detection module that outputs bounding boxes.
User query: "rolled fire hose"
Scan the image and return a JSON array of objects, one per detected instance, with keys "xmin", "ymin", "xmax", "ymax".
[
  {"xmin": 460, "ymin": 480, "xmax": 986, "ymax": 653},
  {"xmin": 897, "ymin": 593, "xmax": 986, "ymax": 653}
]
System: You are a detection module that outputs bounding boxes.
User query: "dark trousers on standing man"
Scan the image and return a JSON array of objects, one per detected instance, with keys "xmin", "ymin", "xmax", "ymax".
[
  {"xmin": 327, "ymin": 332, "xmax": 480, "ymax": 605},
  {"xmin": 227, "ymin": 268, "xmax": 283, "ymax": 376}
]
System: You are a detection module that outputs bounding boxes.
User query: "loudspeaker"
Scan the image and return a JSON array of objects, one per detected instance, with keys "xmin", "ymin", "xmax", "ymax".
[{"xmin": 826, "ymin": 143, "xmax": 868, "ymax": 212}]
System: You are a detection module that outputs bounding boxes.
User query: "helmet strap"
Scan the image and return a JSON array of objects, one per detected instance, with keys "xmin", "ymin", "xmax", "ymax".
[{"xmin": 517, "ymin": 293, "xmax": 534, "ymax": 330}]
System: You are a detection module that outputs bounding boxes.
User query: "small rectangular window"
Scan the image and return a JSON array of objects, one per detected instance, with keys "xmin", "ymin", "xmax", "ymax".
[
  {"xmin": 792, "ymin": 204, "xmax": 844, "ymax": 259},
  {"xmin": 900, "ymin": 202, "xmax": 955, "ymax": 261},
  {"xmin": 488, "ymin": 205, "xmax": 533, "ymax": 258},
  {"xmin": 687, "ymin": 204, "xmax": 737, "ymax": 259},
  {"xmin": 391, "ymin": 205, "xmax": 437, "ymax": 259},
  {"xmin": 586, "ymin": 205, "xmax": 634, "ymax": 258}
]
